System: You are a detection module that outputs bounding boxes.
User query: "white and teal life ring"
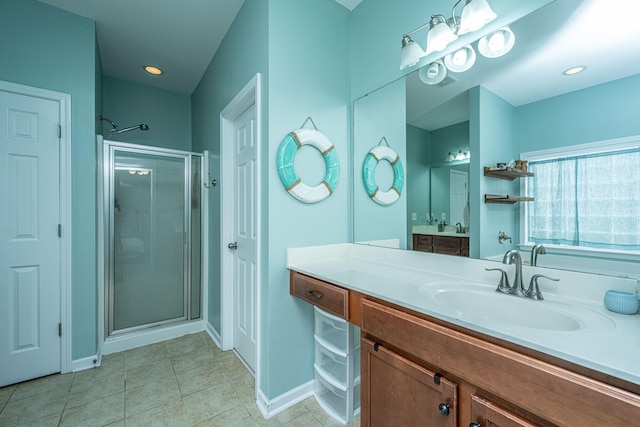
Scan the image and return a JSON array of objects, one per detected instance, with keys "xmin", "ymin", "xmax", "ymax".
[
  {"xmin": 276, "ymin": 128, "xmax": 339, "ymax": 203},
  {"xmin": 363, "ymin": 144, "xmax": 404, "ymax": 205}
]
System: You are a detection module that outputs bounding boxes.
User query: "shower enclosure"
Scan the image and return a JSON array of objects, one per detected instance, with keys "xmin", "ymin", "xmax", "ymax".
[{"xmin": 102, "ymin": 140, "xmax": 202, "ymax": 337}]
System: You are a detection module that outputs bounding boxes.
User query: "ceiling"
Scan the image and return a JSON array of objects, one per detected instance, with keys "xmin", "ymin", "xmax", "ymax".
[
  {"xmin": 406, "ymin": 0, "xmax": 640, "ymax": 131},
  {"xmin": 38, "ymin": 0, "xmax": 362, "ymax": 95}
]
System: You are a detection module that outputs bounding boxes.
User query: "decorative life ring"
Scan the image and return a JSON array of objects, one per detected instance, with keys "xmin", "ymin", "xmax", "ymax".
[
  {"xmin": 363, "ymin": 144, "xmax": 404, "ymax": 205},
  {"xmin": 276, "ymin": 128, "xmax": 339, "ymax": 203}
]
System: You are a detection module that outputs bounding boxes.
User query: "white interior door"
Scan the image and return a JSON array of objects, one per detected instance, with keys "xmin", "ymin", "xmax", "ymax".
[
  {"xmin": 0, "ymin": 89, "xmax": 62, "ymax": 387},
  {"xmin": 450, "ymin": 169, "xmax": 468, "ymax": 227},
  {"xmin": 230, "ymin": 104, "xmax": 257, "ymax": 372}
]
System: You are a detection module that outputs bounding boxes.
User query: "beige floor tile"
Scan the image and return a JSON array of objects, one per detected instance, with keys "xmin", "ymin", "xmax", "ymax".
[
  {"xmin": 125, "ymin": 342, "xmax": 170, "ymax": 370},
  {"xmin": 165, "ymin": 333, "xmax": 208, "ymax": 357},
  {"xmin": 66, "ymin": 373, "xmax": 125, "ymax": 409},
  {"xmin": 0, "ymin": 385, "xmax": 16, "ymax": 405},
  {"xmin": 0, "ymin": 386, "xmax": 68, "ymax": 425},
  {"xmin": 125, "ymin": 375, "xmax": 182, "ymax": 417},
  {"xmin": 282, "ymin": 412, "xmax": 322, "ymax": 427},
  {"xmin": 126, "ymin": 357, "xmax": 175, "ymax": 389},
  {"xmin": 10, "ymin": 373, "xmax": 73, "ymax": 402},
  {"xmin": 175, "ymin": 361, "xmax": 227, "ymax": 397},
  {"xmin": 183, "ymin": 381, "xmax": 241, "ymax": 425},
  {"xmin": 196, "ymin": 405, "xmax": 257, "ymax": 427},
  {"xmin": 171, "ymin": 346, "xmax": 217, "ymax": 376},
  {"xmin": 15, "ymin": 411, "xmax": 61, "ymax": 427},
  {"xmin": 126, "ymin": 399, "xmax": 191, "ymax": 427},
  {"xmin": 78, "ymin": 352, "xmax": 125, "ymax": 381},
  {"xmin": 244, "ymin": 401, "xmax": 311, "ymax": 427},
  {"xmin": 301, "ymin": 397, "xmax": 350, "ymax": 427},
  {"xmin": 59, "ymin": 392, "xmax": 124, "ymax": 427},
  {"xmin": 229, "ymin": 372, "xmax": 255, "ymax": 405}
]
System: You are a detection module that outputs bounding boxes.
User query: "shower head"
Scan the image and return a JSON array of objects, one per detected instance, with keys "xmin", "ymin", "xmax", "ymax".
[
  {"xmin": 99, "ymin": 115, "xmax": 150, "ymax": 134},
  {"xmin": 117, "ymin": 124, "xmax": 150, "ymax": 133}
]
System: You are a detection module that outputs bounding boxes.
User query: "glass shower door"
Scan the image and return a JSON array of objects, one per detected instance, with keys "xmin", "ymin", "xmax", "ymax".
[{"xmin": 108, "ymin": 148, "xmax": 188, "ymax": 334}]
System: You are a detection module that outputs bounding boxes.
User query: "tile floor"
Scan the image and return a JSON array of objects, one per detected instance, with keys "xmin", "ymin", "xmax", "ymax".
[{"xmin": 0, "ymin": 332, "xmax": 360, "ymax": 426}]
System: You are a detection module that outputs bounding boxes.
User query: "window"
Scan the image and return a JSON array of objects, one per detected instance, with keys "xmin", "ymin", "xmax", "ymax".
[{"xmin": 523, "ymin": 138, "xmax": 640, "ymax": 253}]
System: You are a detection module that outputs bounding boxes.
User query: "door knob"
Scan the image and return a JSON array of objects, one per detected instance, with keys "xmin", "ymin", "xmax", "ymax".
[{"xmin": 227, "ymin": 242, "xmax": 238, "ymax": 249}]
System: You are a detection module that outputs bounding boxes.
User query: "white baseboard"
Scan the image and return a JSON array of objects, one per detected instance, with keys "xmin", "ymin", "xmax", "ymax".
[
  {"xmin": 256, "ymin": 380, "xmax": 314, "ymax": 419},
  {"xmin": 205, "ymin": 322, "xmax": 222, "ymax": 349},
  {"xmin": 101, "ymin": 320, "xmax": 205, "ymax": 355},
  {"xmin": 71, "ymin": 350, "xmax": 101, "ymax": 372}
]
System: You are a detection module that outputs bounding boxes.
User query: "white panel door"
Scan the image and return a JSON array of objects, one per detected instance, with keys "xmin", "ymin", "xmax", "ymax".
[
  {"xmin": 450, "ymin": 169, "xmax": 468, "ymax": 227},
  {"xmin": 232, "ymin": 104, "xmax": 257, "ymax": 372},
  {"xmin": 0, "ymin": 90, "xmax": 61, "ymax": 387}
]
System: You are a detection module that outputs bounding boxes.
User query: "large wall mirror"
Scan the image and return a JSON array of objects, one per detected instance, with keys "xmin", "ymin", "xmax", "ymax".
[{"xmin": 353, "ymin": 0, "xmax": 640, "ymax": 275}]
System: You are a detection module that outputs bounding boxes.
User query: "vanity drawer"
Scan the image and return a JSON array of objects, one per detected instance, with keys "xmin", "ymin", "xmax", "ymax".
[
  {"xmin": 290, "ymin": 271, "xmax": 349, "ymax": 319},
  {"xmin": 433, "ymin": 235, "xmax": 461, "ymax": 249},
  {"xmin": 412, "ymin": 234, "xmax": 433, "ymax": 252}
]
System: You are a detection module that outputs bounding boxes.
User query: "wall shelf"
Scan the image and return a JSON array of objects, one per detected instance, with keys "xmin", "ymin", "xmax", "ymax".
[
  {"xmin": 484, "ymin": 167, "xmax": 533, "ymax": 181},
  {"xmin": 485, "ymin": 194, "xmax": 534, "ymax": 204}
]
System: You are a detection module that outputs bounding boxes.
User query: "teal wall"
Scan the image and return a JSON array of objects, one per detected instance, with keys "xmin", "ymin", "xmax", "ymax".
[
  {"xmin": 353, "ymin": 79, "xmax": 407, "ymax": 246},
  {"xmin": 406, "ymin": 124, "xmax": 431, "ymax": 246},
  {"xmin": 102, "ymin": 76, "xmax": 192, "ymax": 151},
  {"xmin": 515, "ymin": 74, "xmax": 640, "ymax": 152},
  {"xmin": 266, "ymin": 0, "xmax": 350, "ymax": 399},
  {"xmin": 0, "ymin": 0, "xmax": 98, "ymax": 359},
  {"xmin": 191, "ymin": 0, "xmax": 350, "ymax": 399},
  {"xmin": 471, "ymin": 86, "xmax": 517, "ymax": 259},
  {"xmin": 191, "ymin": 0, "xmax": 269, "ymax": 343}
]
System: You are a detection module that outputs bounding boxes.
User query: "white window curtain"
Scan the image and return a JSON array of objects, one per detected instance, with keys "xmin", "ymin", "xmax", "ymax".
[{"xmin": 527, "ymin": 147, "xmax": 640, "ymax": 251}]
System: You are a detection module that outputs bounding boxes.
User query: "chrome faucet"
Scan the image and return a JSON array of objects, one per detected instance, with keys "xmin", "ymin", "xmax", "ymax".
[
  {"xmin": 455, "ymin": 222, "xmax": 464, "ymax": 233},
  {"xmin": 530, "ymin": 244, "xmax": 546, "ymax": 266},
  {"xmin": 502, "ymin": 250, "xmax": 524, "ymax": 296},
  {"xmin": 524, "ymin": 274, "xmax": 559, "ymax": 300}
]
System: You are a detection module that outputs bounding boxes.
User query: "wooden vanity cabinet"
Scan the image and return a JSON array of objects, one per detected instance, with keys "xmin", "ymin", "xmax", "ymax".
[
  {"xmin": 361, "ymin": 298, "xmax": 640, "ymax": 427},
  {"xmin": 290, "ymin": 270, "xmax": 640, "ymax": 426},
  {"xmin": 413, "ymin": 234, "xmax": 469, "ymax": 257},
  {"xmin": 470, "ymin": 395, "xmax": 537, "ymax": 427},
  {"xmin": 361, "ymin": 338, "xmax": 458, "ymax": 427}
]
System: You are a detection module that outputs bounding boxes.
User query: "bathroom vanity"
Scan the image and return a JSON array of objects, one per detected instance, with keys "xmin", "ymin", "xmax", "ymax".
[
  {"xmin": 412, "ymin": 226, "xmax": 469, "ymax": 257},
  {"xmin": 288, "ymin": 244, "xmax": 640, "ymax": 426}
]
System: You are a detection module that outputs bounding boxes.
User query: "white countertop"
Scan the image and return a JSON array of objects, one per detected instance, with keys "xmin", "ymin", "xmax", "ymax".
[
  {"xmin": 287, "ymin": 243, "xmax": 640, "ymax": 387},
  {"xmin": 412, "ymin": 225, "xmax": 469, "ymax": 237}
]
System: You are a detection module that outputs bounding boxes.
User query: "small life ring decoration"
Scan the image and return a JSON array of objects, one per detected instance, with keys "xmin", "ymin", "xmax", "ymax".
[
  {"xmin": 363, "ymin": 139, "xmax": 404, "ymax": 205},
  {"xmin": 276, "ymin": 127, "xmax": 339, "ymax": 203}
]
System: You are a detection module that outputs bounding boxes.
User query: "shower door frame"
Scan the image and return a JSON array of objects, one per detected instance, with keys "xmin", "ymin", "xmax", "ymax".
[{"xmin": 101, "ymin": 140, "xmax": 203, "ymax": 340}]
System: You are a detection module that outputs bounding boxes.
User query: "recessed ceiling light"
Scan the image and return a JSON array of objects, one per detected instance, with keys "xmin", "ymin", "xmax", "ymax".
[
  {"xmin": 144, "ymin": 65, "xmax": 163, "ymax": 75},
  {"xmin": 563, "ymin": 65, "xmax": 587, "ymax": 76}
]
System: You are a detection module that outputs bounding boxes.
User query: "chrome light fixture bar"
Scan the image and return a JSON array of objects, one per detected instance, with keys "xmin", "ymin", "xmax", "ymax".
[{"xmin": 399, "ymin": 0, "xmax": 498, "ymax": 71}]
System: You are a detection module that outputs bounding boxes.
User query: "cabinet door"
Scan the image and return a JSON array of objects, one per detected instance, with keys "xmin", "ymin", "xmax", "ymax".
[
  {"xmin": 361, "ymin": 338, "xmax": 457, "ymax": 427},
  {"xmin": 470, "ymin": 395, "xmax": 537, "ymax": 427}
]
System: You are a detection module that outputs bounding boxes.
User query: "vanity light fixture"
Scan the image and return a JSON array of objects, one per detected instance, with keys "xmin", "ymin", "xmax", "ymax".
[
  {"xmin": 477, "ymin": 26, "xmax": 515, "ymax": 58},
  {"xmin": 425, "ymin": 14, "xmax": 459, "ymax": 56},
  {"xmin": 418, "ymin": 60, "xmax": 447, "ymax": 85},
  {"xmin": 563, "ymin": 65, "xmax": 587, "ymax": 76},
  {"xmin": 399, "ymin": 0, "xmax": 501, "ymax": 73},
  {"xmin": 400, "ymin": 35, "xmax": 426, "ymax": 70},
  {"xmin": 444, "ymin": 44, "xmax": 476, "ymax": 72},
  {"xmin": 144, "ymin": 65, "xmax": 164, "ymax": 75}
]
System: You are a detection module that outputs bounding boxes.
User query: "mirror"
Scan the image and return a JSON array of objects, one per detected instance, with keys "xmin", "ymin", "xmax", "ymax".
[{"xmin": 353, "ymin": 0, "xmax": 640, "ymax": 272}]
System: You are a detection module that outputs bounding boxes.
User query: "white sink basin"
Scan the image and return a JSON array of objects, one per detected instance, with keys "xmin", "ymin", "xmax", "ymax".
[{"xmin": 419, "ymin": 281, "xmax": 615, "ymax": 332}]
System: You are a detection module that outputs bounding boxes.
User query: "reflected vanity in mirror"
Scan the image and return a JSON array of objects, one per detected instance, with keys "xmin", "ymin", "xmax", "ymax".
[{"xmin": 353, "ymin": 0, "xmax": 640, "ymax": 275}]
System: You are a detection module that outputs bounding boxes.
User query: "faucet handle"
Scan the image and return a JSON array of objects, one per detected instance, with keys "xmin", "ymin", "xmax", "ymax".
[
  {"xmin": 525, "ymin": 274, "xmax": 559, "ymax": 300},
  {"xmin": 486, "ymin": 268, "xmax": 511, "ymax": 293}
]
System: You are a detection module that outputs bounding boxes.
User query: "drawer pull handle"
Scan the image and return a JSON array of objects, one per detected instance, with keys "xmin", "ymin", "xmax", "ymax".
[
  {"xmin": 438, "ymin": 403, "xmax": 450, "ymax": 416},
  {"xmin": 469, "ymin": 423, "xmax": 482, "ymax": 427},
  {"xmin": 307, "ymin": 290, "xmax": 324, "ymax": 299}
]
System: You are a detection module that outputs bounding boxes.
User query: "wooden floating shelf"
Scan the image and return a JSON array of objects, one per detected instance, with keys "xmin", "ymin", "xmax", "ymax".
[
  {"xmin": 484, "ymin": 167, "xmax": 534, "ymax": 180},
  {"xmin": 485, "ymin": 194, "xmax": 535, "ymax": 204}
]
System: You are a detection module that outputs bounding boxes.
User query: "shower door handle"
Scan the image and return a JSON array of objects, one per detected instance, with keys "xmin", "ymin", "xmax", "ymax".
[{"xmin": 227, "ymin": 242, "xmax": 238, "ymax": 250}]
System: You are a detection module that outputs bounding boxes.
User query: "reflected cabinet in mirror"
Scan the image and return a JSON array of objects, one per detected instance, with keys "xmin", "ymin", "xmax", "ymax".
[{"xmin": 352, "ymin": 0, "xmax": 640, "ymax": 275}]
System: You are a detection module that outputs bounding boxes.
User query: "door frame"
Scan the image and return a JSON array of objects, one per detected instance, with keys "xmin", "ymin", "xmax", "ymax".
[
  {"xmin": 220, "ymin": 74, "xmax": 262, "ymax": 376},
  {"xmin": 0, "ymin": 80, "xmax": 72, "ymax": 374}
]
